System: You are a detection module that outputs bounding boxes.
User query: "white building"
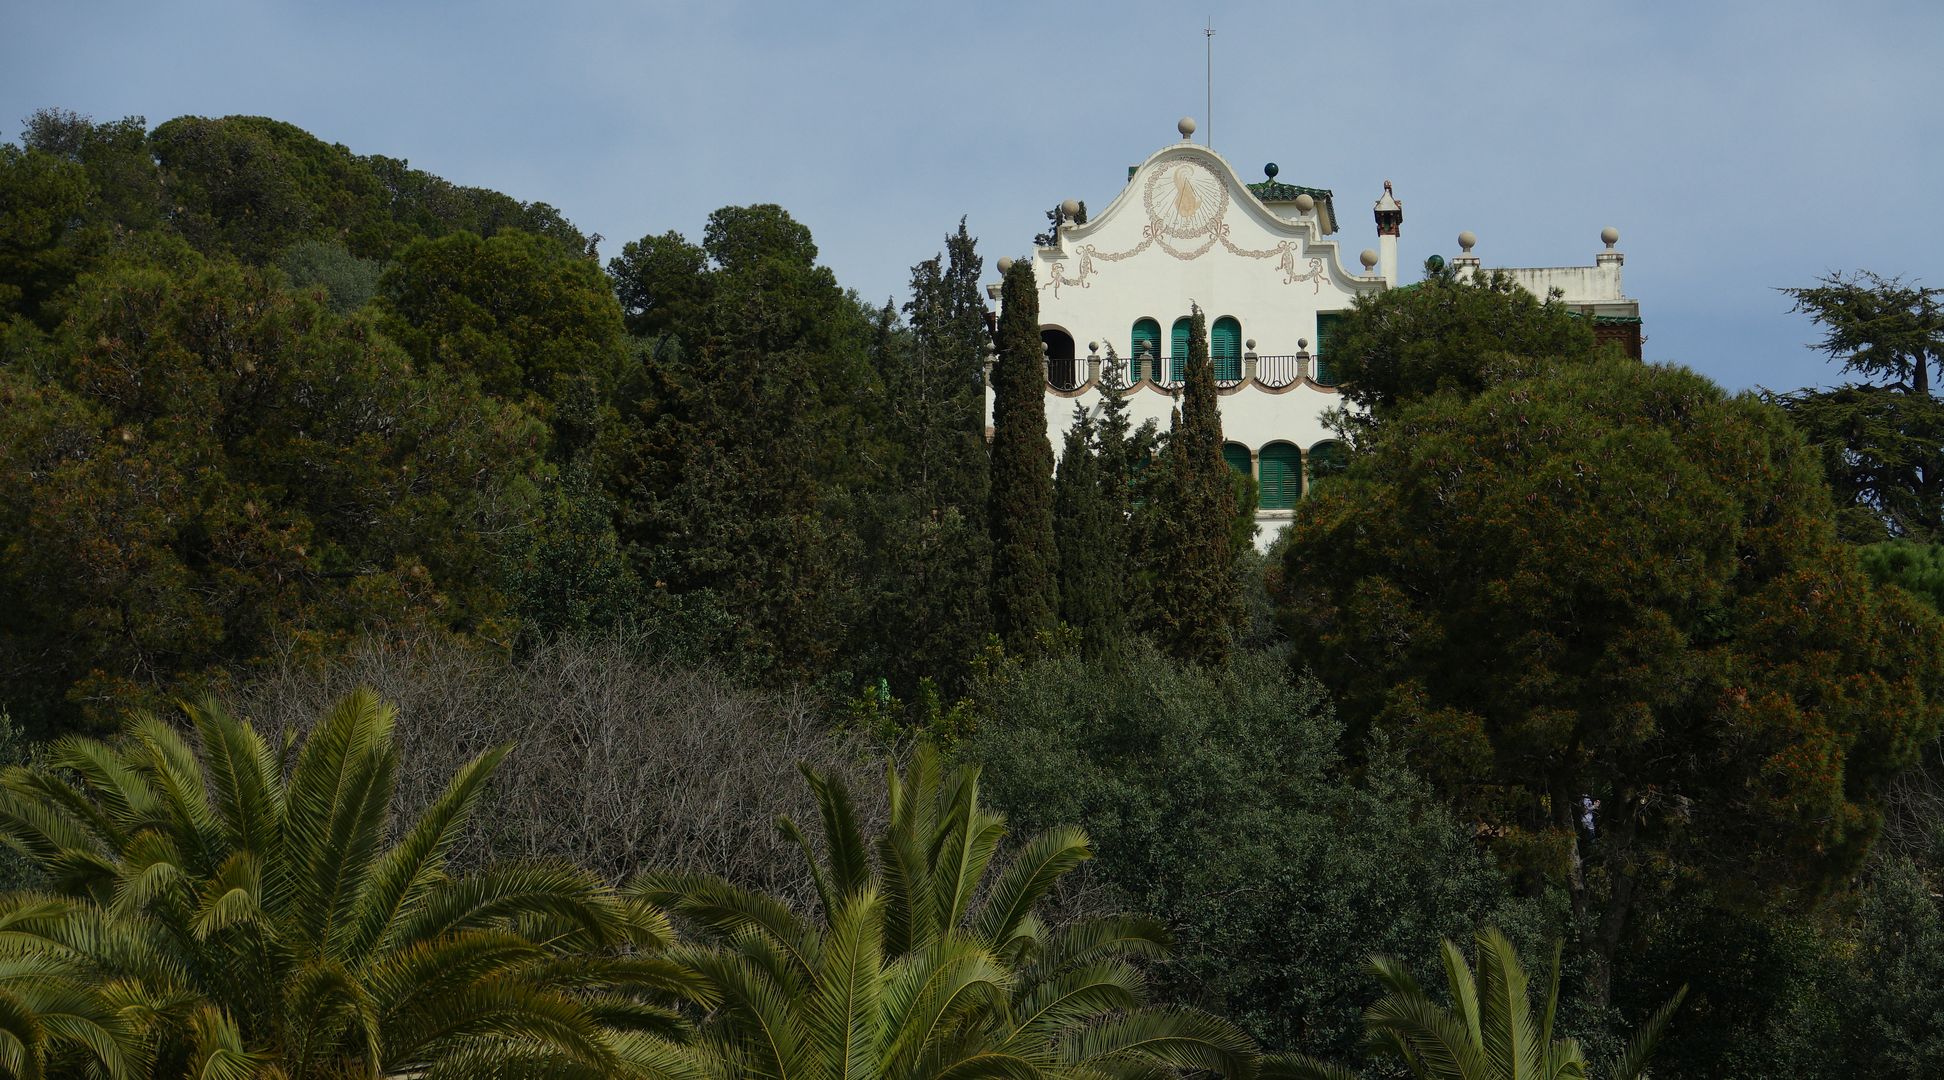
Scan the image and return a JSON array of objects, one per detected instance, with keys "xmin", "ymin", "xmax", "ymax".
[{"xmin": 988, "ymin": 117, "xmax": 1639, "ymax": 549}]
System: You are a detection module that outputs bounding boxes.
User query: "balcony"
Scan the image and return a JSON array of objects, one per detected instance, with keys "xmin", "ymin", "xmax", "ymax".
[{"xmin": 1036, "ymin": 350, "xmax": 1335, "ymax": 392}]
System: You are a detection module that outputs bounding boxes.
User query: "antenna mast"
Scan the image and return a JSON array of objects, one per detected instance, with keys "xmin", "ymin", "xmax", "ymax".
[{"xmin": 1204, "ymin": 16, "xmax": 1214, "ymax": 146}]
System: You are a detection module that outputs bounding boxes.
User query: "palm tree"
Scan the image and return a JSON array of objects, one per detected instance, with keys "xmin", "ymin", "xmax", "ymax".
[
  {"xmin": 639, "ymin": 745, "xmax": 1259, "ymax": 1080},
  {"xmin": 1265, "ymin": 929, "xmax": 1684, "ymax": 1080},
  {"xmin": 0, "ymin": 690, "xmax": 706, "ymax": 1079}
]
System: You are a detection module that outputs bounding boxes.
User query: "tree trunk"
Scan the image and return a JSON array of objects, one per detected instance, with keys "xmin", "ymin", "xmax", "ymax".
[{"xmin": 1584, "ymin": 813, "xmax": 1640, "ymax": 1011}]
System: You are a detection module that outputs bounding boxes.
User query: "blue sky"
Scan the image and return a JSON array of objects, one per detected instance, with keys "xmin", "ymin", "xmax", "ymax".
[{"xmin": 6, "ymin": 0, "xmax": 1939, "ymax": 392}]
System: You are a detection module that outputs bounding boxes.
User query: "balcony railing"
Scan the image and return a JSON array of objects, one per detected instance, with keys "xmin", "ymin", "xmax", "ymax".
[
  {"xmin": 1037, "ymin": 351, "xmax": 1331, "ymax": 391},
  {"xmin": 1254, "ymin": 355, "xmax": 1305, "ymax": 388}
]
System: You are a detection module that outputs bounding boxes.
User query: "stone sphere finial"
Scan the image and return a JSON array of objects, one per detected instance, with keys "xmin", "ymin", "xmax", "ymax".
[
  {"xmin": 1360, "ymin": 249, "xmax": 1379, "ymax": 270},
  {"xmin": 1177, "ymin": 116, "xmax": 1197, "ymax": 139},
  {"xmin": 1601, "ymin": 226, "xmax": 1620, "ymax": 249},
  {"xmin": 997, "ymin": 256, "xmax": 1015, "ymax": 274},
  {"xmin": 1087, "ymin": 340, "xmax": 1099, "ymax": 354},
  {"xmin": 1061, "ymin": 198, "xmax": 1081, "ymax": 219},
  {"xmin": 1294, "ymin": 193, "xmax": 1315, "ymax": 213},
  {"xmin": 1264, "ymin": 162, "xmax": 1279, "ymax": 180},
  {"xmin": 1458, "ymin": 231, "xmax": 1477, "ymax": 253},
  {"xmin": 1298, "ymin": 338, "xmax": 1310, "ymax": 351},
  {"xmin": 1245, "ymin": 338, "xmax": 1256, "ymax": 351}
]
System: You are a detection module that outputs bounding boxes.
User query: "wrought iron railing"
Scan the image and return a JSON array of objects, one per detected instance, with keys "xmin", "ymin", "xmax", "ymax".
[
  {"xmin": 1039, "ymin": 351, "xmax": 1335, "ymax": 390},
  {"xmin": 1254, "ymin": 355, "xmax": 1304, "ymax": 388}
]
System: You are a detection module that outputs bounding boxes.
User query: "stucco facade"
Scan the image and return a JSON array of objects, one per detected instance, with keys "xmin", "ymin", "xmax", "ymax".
[{"xmin": 988, "ymin": 120, "xmax": 1639, "ymax": 550}]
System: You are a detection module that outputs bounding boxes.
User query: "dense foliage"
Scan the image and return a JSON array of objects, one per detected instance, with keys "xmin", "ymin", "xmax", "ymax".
[
  {"xmin": 0, "ymin": 691, "xmax": 696, "ymax": 1078},
  {"xmin": 1770, "ymin": 272, "xmax": 1944, "ymax": 542},
  {"xmin": 643, "ymin": 745, "xmax": 1258, "ymax": 1080},
  {"xmin": 1279, "ymin": 357, "xmax": 1944, "ymax": 1007},
  {"xmin": 7, "ymin": 107, "xmax": 1944, "ymax": 1079},
  {"xmin": 1141, "ymin": 307, "xmax": 1244, "ymax": 664},
  {"xmin": 1324, "ymin": 261, "xmax": 1607, "ymax": 430},
  {"xmin": 0, "ymin": 247, "xmax": 543, "ymax": 731},
  {"xmin": 964, "ymin": 644, "xmax": 1556, "ymax": 1061}
]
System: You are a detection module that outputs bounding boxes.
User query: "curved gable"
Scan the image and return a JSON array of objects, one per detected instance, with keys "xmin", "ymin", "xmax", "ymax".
[{"xmin": 1033, "ymin": 143, "xmax": 1365, "ymax": 296}]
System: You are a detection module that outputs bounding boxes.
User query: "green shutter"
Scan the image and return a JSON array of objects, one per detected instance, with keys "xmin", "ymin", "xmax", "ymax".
[
  {"xmin": 1212, "ymin": 316, "xmax": 1241, "ymax": 381},
  {"xmin": 1171, "ymin": 317, "xmax": 1192, "ymax": 382},
  {"xmin": 1130, "ymin": 318, "xmax": 1161, "ymax": 384},
  {"xmin": 1222, "ymin": 442, "xmax": 1252, "ymax": 478},
  {"xmin": 1259, "ymin": 443, "xmax": 1300, "ymax": 509},
  {"xmin": 1314, "ymin": 312, "xmax": 1345, "ymax": 385}
]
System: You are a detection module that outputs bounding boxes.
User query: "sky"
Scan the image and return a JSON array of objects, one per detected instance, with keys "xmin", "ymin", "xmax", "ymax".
[{"xmin": 5, "ymin": 0, "xmax": 1940, "ymax": 393}]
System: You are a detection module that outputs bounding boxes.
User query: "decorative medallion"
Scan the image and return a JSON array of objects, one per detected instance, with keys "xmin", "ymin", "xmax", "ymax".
[
  {"xmin": 1143, "ymin": 160, "xmax": 1227, "ymax": 239},
  {"xmin": 1039, "ymin": 151, "xmax": 1335, "ymax": 295}
]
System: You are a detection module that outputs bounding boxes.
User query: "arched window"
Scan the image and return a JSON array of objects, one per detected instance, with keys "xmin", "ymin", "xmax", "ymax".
[
  {"xmin": 1222, "ymin": 442, "xmax": 1253, "ymax": 478},
  {"xmin": 1313, "ymin": 312, "xmax": 1346, "ymax": 385},
  {"xmin": 1308, "ymin": 439, "xmax": 1348, "ymax": 489},
  {"xmin": 1041, "ymin": 327, "xmax": 1079, "ymax": 390},
  {"xmin": 1130, "ymin": 318, "xmax": 1161, "ymax": 385},
  {"xmin": 1211, "ymin": 316, "xmax": 1242, "ymax": 382},
  {"xmin": 1170, "ymin": 317, "xmax": 1192, "ymax": 383},
  {"xmin": 1258, "ymin": 442, "xmax": 1302, "ymax": 509}
]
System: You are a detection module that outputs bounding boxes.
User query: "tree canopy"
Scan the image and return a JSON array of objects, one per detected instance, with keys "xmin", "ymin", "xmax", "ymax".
[
  {"xmin": 1324, "ymin": 262, "xmax": 1607, "ymax": 429},
  {"xmin": 1772, "ymin": 271, "xmax": 1944, "ymax": 542},
  {"xmin": 1277, "ymin": 357, "xmax": 1944, "ymax": 1006}
]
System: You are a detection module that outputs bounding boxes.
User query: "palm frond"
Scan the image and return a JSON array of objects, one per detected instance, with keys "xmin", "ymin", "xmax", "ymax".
[
  {"xmin": 278, "ymin": 689, "xmax": 395, "ymax": 941},
  {"xmin": 189, "ymin": 701, "xmax": 284, "ymax": 860},
  {"xmin": 1058, "ymin": 1005, "xmax": 1258, "ymax": 1079},
  {"xmin": 190, "ymin": 851, "xmax": 265, "ymax": 941},
  {"xmin": 1364, "ymin": 990, "xmax": 1490, "ymax": 1080},
  {"xmin": 631, "ymin": 873, "xmax": 818, "ymax": 979},
  {"xmin": 391, "ymin": 862, "xmax": 621, "ymax": 949},
  {"xmin": 970, "ymin": 827, "xmax": 1090, "ymax": 950},
  {"xmin": 1261, "ymin": 1052, "xmax": 1363, "ymax": 1080},
  {"xmin": 351, "ymin": 743, "xmax": 510, "ymax": 955},
  {"xmin": 1004, "ymin": 961, "xmax": 1143, "ymax": 1048},
  {"xmin": 381, "ymin": 977, "xmax": 621, "ymax": 1075},
  {"xmin": 1473, "ymin": 928, "xmax": 1539, "ymax": 1080},
  {"xmin": 1033, "ymin": 916, "xmax": 1171, "ymax": 975},
  {"xmin": 809, "ymin": 889, "xmax": 885, "ymax": 1080},
  {"xmin": 686, "ymin": 947, "xmax": 810, "ymax": 1080},
  {"xmin": 1599, "ymin": 985, "xmax": 1686, "ymax": 1080},
  {"xmin": 800, "ymin": 764, "xmax": 873, "ymax": 906},
  {"xmin": 183, "ymin": 1004, "xmax": 271, "ymax": 1080},
  {"xmin": 882, "ymin": 941, "xmax": 1012, "ymax": 1074},
  {"xmin": 929, "ymin": 1050, "xmax": 1044, "ymax": 1080},
  {"xmin": 43, "ymin": 735, "xmax": 159, "ymax": 838},
  {"xmin": 0, "ymin": 989, "xmax": 46, "ymax": 1080},
  {"xmin": 125, "ymin": 714, "xmax": 225, "ymax": 874},
  {"xmin": 1435, "ymin": 941, "xmax": 1480, "ymax": 1052}
]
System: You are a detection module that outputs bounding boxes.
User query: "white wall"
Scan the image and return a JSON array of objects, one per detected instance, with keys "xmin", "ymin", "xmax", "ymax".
[{"xmin": 995, "ymin": 141, "xmax": 1384, "ymax": 551}]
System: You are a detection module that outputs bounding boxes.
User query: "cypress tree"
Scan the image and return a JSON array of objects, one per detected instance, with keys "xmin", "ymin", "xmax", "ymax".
[
  {"xmin": 1054, "ymin": 403, "xmax": 1123, "ymax": 655},
  {"xmin": 1144, "ymin": 305, "xmax": 1241, "ymax": 664},
  {"xmin": 988, "ymin": 259, "xmax": 1059, "ymax": 653},
  {"xmin": 860, "ymin": 223, "xmax": 993, "ymax": 693}
]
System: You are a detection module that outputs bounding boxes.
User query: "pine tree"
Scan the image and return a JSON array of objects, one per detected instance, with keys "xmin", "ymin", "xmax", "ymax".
[
  {"xmin": 988, "ymin": 259, "xmax": 1059, "ymax": 654},
  {"xmin": 1143, "ymin": 305, "xmax": 1241, "ymax": 664}
]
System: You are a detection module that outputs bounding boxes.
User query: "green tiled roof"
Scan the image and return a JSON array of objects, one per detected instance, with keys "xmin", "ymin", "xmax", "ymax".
[{"xmin": 1247, "ymin": 180, "xmax": 1334, "ymax": 202}]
